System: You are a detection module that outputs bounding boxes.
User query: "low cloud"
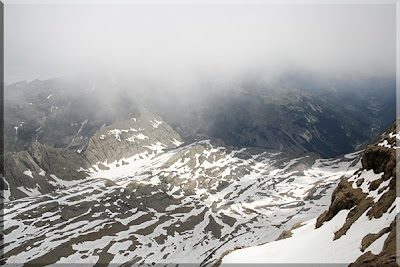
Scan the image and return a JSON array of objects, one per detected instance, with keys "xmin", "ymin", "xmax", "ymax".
[{"xmin": 5, "ymin": 3, "xmax": 395, "ymax": 84}]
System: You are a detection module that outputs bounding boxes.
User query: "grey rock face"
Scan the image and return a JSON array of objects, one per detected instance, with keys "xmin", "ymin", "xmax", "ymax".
[
  {"xmin": 2, "ymin": 108, "xmax": 183, "ymax": 201},
  {"xmin": 83, "ymin": 108, "xmax": 183, "ymax": 165},
  {"xmin": 2, "ymin": 142, "xmax": 90, "ymax": 200}
]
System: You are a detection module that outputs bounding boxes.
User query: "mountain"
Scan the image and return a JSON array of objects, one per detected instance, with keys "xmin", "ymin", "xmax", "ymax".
[
  {"xmin": 4, "ymin": 74, "xmax": 395, "ymax": 158},
  {"xmin": 2, "ymin": 142, "xmax": 90, "ymax": 200},
  {"xmin": 169, "ymin": 87, "xmax": 371, "ymax": 157},
  {"xmin": 4, "ymin": 77, "xmax": 140, "ymax": 153},
  {"xmin": 1, "ymin": 109, "xmax": 364, "ymax": 265},
  {"xmin": 2, "ymin": 73, "xmax": 396, "ymax": 265},
  {"xmin": 2, "ymin": 108, "xmax": 182, "ymax": 201},
  {"xmin": 220, "ymin": 120, "xmax": 398, "ymax": 266},
  {"xmin": 152, "ymin": 74, "xmax": 395, "ymax": 158},
  {"xmin": 83, "ymin": 107, "xmax": 183, "ymax": 165}
]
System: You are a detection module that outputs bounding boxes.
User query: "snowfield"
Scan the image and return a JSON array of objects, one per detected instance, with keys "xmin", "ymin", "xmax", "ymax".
[
  {"xmin": 5, "ymin": 114, "xmax": 396, "ymax": 266},
  {"xmin": 2, "ymin": 138, "xmax": 362, "ymax": 265},
  {"xmin": 222, "ymin": 128, "xmax": 398, "ymax": 265}
]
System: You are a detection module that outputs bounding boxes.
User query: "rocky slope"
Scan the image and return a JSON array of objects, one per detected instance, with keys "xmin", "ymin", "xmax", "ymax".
[
  {"xmin": 153, "ymin": 75, "xmax": 395, "ymax": 158},
  {"xmin": 1, "ymin": 142, "xmax": 89, "ymax": 201},
  {"xmin": 1, "ymin": 108, "xmax": 182, "ymax": 201},
  {"xmin": 1, "ymin": 111, "xmax": 363, "ymax": 265},
  {"xmin": 4, "ymin": 77, "xmax": 140, "ymax": 153},
  {"xmin": 221, "ymin": 120, "xmax": 398, "ymax": 265},
  {"xmin": 83, "ymin": 107, "xmax": 183, "ymax": 165}
]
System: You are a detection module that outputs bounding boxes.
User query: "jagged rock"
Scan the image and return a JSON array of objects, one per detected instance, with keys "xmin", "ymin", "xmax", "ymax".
[
  {"xmin": 361, "ymin": 146, "xmax": 395, "ymax": 180},
  {"xmin": 275, "ymin": 230, "xmax": 292, "ymax": 241},
  {"xmin": 318, "ymin": 120, "xmax": 398, "ymax": 261},
  {"xmin": 27, "ymin": 142, "xmax": 89, "ymax": 180},
  {"xmin": 361, "ymin": 121, "xmax": 397, "ymax": 180},
  {"xmin": 350, "ymin": 220, "xmax": 398, "ymax": 267},
  {"xmin": 360, "ymin": 226, "xmax": 391, "ymax": 252},
  {"xmin": 2, "ymin": 142, "xmax": 90, "ymax": 200},
  {"xmin": 275, "ymin": 221, "xmax": 305, "ymax": 241},
  {"xmin": 315, "ymin": 179, "xmax": 365, "ymax": 229}
]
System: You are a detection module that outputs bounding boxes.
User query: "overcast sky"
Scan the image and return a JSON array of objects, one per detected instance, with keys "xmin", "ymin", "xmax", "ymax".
[{"xmin": 4, "ymin": 1, "xmax": 396, "ymax": 83}]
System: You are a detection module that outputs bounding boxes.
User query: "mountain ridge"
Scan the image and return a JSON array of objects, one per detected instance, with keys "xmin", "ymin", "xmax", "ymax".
[
  {"xmin": 1, "ymin": 109, "xmax": 364, "ymax": 265},
  {"xmin": 4, "ymin": 75, "xmax": 395, "ymax": 158}
]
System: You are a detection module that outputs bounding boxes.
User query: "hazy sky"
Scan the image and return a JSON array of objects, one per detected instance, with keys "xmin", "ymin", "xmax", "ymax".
[{"xmin": 4, "ymin": 1, "xmax": 396, "ymax": 83}]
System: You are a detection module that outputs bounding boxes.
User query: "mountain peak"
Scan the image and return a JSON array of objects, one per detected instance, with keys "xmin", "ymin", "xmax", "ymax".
[{"xmin": 83, "ymin": 108, "xmax": 183, "ymax": 165}]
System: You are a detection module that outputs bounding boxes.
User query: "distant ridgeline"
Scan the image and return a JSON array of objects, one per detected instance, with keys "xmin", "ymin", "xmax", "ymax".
[{"xmin": 4, "ymin": 76, "xmax": 396, "ymax": 158}]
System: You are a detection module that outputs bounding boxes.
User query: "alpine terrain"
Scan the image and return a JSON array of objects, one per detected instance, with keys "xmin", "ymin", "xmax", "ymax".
[
  {"xmin": 3, "ymin": 3, "xmax": 397, "ymax": 266},
  {"xmin": 1, "ymin": 99, "xmax": 397, "ymax": 265},
  {"xmin": 221, "ymin": 120, "xmax": 399, "ymax": 266}
]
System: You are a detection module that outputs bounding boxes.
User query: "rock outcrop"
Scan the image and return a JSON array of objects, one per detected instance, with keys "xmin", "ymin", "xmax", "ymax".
[
  {"xmin": 220, "ymin": 120, "xmax": 398, "ymax": 265},
  {"xmin": 349, "ymin": 121, "xmax": 398, "ymax": 266},
  {"xmin": 2, "ymin": 142, "xmax": 90, "ymax": 200}
]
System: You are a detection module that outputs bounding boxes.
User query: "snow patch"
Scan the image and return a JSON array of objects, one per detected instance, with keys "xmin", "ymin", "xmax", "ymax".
[
  {"xmin": 134, "ymin": 133, "xmax": 149, "ymax": 140},
  {"xmin": 23, "ymin": 169, "xmax": 34, "ymax": 179},
  {"xmin": 49, "ymin": 174, "xmax": 81, "ymax": 188},
  {"xmin": 150, "ymin": 118, "xmax": 162, "ymax": 128},
  {"xmin": 17, "ymin": 186, "xmax": 41, "ymax": 197},
  {"xmin": 172, "ymin": 138, "xmax": 184, "ymax": 146}
]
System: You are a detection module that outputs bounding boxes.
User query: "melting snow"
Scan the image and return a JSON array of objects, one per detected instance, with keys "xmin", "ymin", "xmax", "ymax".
[
  {"xmin": 144, "ymin": 142, "xmax": 167, "ymax": 154},
  {"xmin": 134, "ymin": 133, "xmax": 148, "ymax": 140},
  {"xmin": 172, "ymin": 138, "xmax": 184, "ymax": 146},
  {"xmin": 2, "ymin": 139, "xmax": 367, "ymax": 265},
  {"xmin": 23, "ymin": 169, "xmax": 34, "ymax": 178},
  {"xmin": 2, "ymin": 177, "xmax": 11, "ymax": 201},
  {"xmin": 49, "ymin": 174, "xmax": 81, "ymax": 188},
  {"xmin": 150, "ymin": 118, "xmax": 162, "ymax": 128},
  {"xmin": 223, "ymin": 201, "xmax": 397, "ymax": 264},
  {"xmin": 17, "ymin": 186, "xmax": 41, "ymax": 197},
  {"xmin": 366, "ymin": 232, "xmax": 389, "ymax": 255},
  {"xmin": 109, "ymin": 129, "xmax": 123, "ymax": 141}
]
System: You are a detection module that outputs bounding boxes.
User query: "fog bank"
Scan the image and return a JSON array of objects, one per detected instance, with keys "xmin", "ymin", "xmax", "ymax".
[{"xmin": 5, "ymin": 2, "xmax": 396, "ymax": 84}]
